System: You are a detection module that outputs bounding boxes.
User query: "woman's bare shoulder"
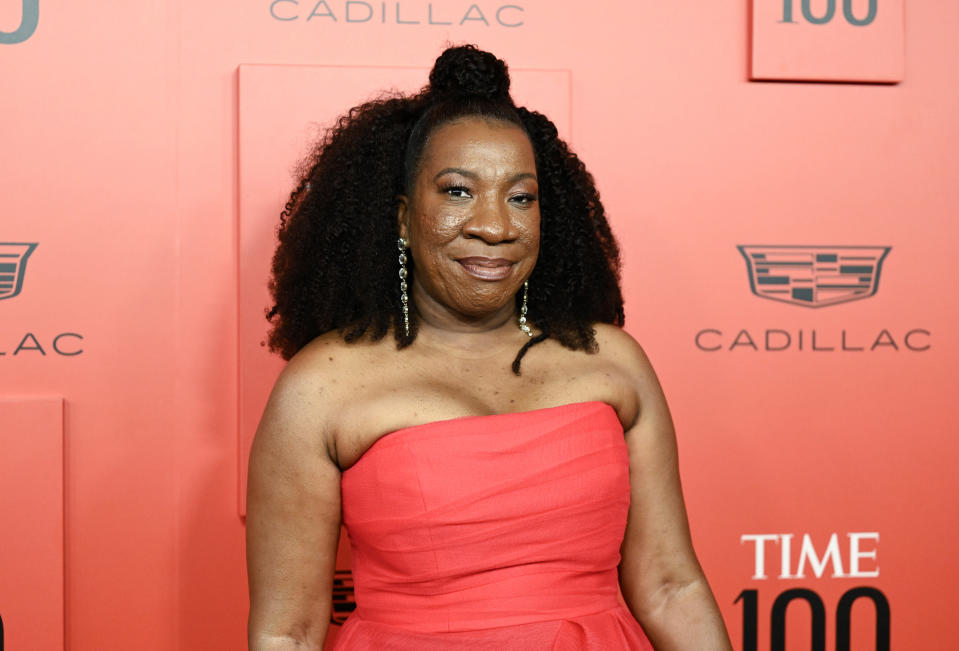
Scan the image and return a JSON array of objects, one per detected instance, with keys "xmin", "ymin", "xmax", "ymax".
[
  {"xmin": 591, "ymin": 323, "xmax": 656, "ymax": 377},
  {"xmin": 282, "ymin": 331, "xmax": 392, "ymax": 383},
  {"xmin": 591, "ymin": 323, "xmax": 669, "ymax": 429},
  {"xmin": 257, "ymin": 333, "xmax": 393, "ymax": 451}
]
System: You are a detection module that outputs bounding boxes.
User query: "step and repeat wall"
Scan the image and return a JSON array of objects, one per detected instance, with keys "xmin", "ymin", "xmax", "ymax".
[{"xmin": 2, "ymin": 1, "xmax": 957, "ymax": 649}]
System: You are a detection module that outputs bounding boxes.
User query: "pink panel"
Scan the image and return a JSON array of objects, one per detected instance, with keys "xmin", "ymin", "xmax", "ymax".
[
  {"xmin": 0, "ymin": 396, "xmax": 64, "ymax": 650},
  {"xmin": 751, "ymin": 0, "xmax": 905, "ymax": 82},
  {"xmin": 237, "ymin": 64, "xmax": 570, "ymax": 515}
]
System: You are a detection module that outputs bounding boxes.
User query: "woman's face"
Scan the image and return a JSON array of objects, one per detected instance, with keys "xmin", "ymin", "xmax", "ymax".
[{"xmin": 398, "ymin": 117, "xmax": 540, "ymax": 322}]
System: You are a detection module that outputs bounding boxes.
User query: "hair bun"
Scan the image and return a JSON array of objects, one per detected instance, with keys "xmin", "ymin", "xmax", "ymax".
[{"xmin": 428, "ymin": 44, "xmax": 512, "ymax": 103}]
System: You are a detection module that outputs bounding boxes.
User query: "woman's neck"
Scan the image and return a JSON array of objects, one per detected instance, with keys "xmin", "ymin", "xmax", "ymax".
[{"xmin": 411, "ymin": 285, "xmax": 529, "ymax": 355}]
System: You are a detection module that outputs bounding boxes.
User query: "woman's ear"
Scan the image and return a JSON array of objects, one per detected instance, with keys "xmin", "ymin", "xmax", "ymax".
[{"xmin": 396, "ymin": 195, "xmax": 409, "ymax": 242}]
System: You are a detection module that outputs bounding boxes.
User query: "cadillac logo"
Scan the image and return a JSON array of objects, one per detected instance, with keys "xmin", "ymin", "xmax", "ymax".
[
  {"xmin": 738, "ymin": 245, "xmax": 891, "ymax": 308},
  {"xmin": 0, "ymin": 242, "xmax": 37, "ymax": 301}
]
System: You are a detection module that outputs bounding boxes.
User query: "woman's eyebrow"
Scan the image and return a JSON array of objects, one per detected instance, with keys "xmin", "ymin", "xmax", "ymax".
[
  {"xmin": 433, "ymin": 167, "xmax": 477, "ymax": 181},
  {"xmin": 432, "ymin": 168, "xmax": 537, "ymax": 183}
]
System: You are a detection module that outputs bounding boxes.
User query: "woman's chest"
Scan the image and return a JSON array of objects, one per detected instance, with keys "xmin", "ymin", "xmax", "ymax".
[{"xmin": 331, "ymin": 349, "xmax": 635, "ymax": 471}]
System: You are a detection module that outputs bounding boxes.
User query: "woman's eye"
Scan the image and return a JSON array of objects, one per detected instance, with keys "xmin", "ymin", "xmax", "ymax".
[
  {"xmin": 510, "ymin": 193, "xmax": 537, "ymax": 205},
  {"xmin": 443, "ymin": 185, "xmax": 471, "ymax": 199}
]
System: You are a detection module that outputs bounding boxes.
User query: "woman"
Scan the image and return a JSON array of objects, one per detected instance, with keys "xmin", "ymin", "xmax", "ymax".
[{"xmin": 247, "ymin": 45, "xmax": 731, "ymax": 650}]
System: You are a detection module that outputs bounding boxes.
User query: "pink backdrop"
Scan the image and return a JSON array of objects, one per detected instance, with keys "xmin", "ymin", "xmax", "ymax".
[{"xmin": 2, "ymin": 1, "xmax": 958, "ymax": 649}]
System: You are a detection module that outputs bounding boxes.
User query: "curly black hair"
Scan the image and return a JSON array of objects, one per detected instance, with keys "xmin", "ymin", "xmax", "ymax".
[{"xmin": 266, "ymin": 44, "xmax": 624, "ymax": 374}]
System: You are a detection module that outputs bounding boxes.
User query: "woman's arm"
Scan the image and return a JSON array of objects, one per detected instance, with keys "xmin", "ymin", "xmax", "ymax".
[
  {"xmin": 246, "ymin": 358, "xmax": 342, "ymax": 651},
  {"xmin": 600, "ymin": 327, "xmax": 732, "ymax": 651}
]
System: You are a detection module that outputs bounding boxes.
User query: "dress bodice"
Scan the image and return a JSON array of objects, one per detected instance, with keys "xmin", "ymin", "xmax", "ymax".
[{"xmin": 334, "ymin": 401, "xmax": 652, "ymax": 649}]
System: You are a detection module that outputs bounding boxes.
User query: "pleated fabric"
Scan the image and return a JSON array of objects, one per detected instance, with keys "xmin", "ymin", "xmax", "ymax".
[{"xmin": 334, "ymin": 401, "xmax": 653, "ymax": 650}]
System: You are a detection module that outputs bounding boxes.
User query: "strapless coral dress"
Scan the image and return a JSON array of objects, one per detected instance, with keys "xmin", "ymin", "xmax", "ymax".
[{"xmin": 333, "ymin": 401, "xmax": 653, "ymax": 649}]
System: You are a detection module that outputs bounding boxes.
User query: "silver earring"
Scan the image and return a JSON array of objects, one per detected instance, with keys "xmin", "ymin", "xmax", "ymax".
[
  {"xmin": 519, "ymin": 280, "xmax": 532, "ymax": 337},
  {"xmin": 398, "ymin": 237, "xmax": 410, "ymax": 337}
]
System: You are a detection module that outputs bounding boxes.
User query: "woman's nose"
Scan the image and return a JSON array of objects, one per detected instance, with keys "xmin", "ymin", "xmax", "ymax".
[{"xmin": 462, "ymin": 198, "xmax": 517, "ymax": 243}]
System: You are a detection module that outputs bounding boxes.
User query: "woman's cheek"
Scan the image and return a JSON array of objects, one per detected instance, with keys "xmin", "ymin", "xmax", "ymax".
[{"xmin": 428, "ymin": 216, "xmax": 468, "ymax": 244}]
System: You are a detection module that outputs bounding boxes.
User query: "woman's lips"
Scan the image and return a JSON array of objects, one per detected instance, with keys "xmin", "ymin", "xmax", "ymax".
[{"xmin": 456, "ymin": 257, "xmax": 515, "ymax": 281}]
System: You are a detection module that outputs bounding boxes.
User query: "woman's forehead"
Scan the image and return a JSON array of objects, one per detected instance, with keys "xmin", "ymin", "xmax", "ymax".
[{"xmin": 419, "ymin": 118, "xmax": 535, "ymax": 175}]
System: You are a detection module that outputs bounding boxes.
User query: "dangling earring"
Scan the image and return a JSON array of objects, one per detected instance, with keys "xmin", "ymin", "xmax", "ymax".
[
  {"xmin": 397, "ymin": 237, "xmax": 410, "ymax": 337},
  {"xmin": 519, "ymin": 280, "xmax": 532, "ymax": 337}
]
